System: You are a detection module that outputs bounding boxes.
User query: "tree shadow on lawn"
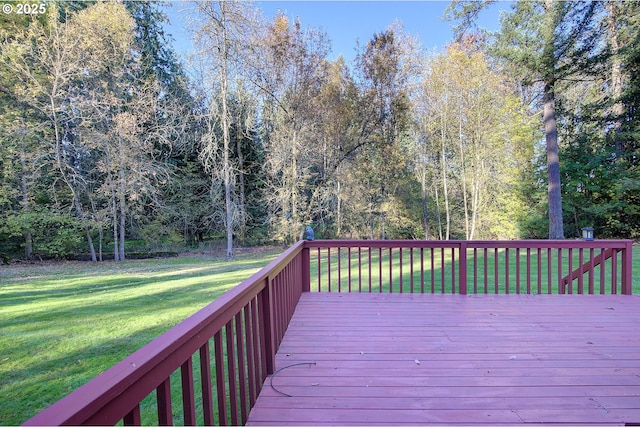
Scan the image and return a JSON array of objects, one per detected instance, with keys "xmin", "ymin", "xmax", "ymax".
[
  {"xmin": 1, "ymin": 269, "xmax": 255, "ymax": 337},
  {"xmin": 0, "ymin": 323, "xmax": 180, "ymax": 425},
  {"xmin": 0, "ymin": 256, "xmax": 273, "ymax": 308},
  {"xmin": 1, "ymin": 260, "xmax": 275, "ymax": 424}
]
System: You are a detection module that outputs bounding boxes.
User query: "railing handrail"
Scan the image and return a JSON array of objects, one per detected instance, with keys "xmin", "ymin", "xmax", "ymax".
[
  {"xmin": 23, "ymin": 241, "xmax": 306, "ymax": 426},
  {"xmin": 307, "ymin": 239, "xmax": 633, "ymax": 249}
]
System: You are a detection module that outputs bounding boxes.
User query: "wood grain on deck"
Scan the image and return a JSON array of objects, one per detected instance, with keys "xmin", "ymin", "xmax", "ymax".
[{"xmin": 247, "ymin": 292, "xmax": 640, "ymax": 425}]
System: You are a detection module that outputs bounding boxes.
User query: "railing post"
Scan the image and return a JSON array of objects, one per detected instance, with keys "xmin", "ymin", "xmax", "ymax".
[
  {"xmin": 301, "ymin": 244, "xmax": 310, "ymax": 293},
  {"xmin": 260, "ymin": 277, "xmax": 276, "ymax": 375},
  {"xmin": 459, "ymin": 242, "xmax": 467, "ymax": 295},
  {"xmin": 622, "ymin": 241, "xmax": 633, "ymax": 295}
]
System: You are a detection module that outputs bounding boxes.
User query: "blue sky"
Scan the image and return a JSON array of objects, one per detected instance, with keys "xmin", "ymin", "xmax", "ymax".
[{"xmin": 162, "ymin": 1, "xmax": 510, "ymax": 65}]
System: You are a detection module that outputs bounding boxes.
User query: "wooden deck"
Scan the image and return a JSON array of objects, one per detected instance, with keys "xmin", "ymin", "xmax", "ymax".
[{"xmin": 247, "ymin": 292, "xmax": 640, "ymax": 426}]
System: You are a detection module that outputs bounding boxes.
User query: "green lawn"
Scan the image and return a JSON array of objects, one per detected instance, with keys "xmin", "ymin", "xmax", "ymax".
[
  {"xmin": 1, "ymin": 244, "xmax": 638, "ymax": 425},
  {"xmin": 0, "ymin": 249, "xmax": 281, "ymax": 426}
]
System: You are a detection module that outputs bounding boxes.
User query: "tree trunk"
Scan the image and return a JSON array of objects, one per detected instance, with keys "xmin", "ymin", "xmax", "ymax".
[
  {"xmin": 434, "ymin": 186, "xmax": 443, "ymax": 240},
  {"xmin": 542, "ymin": 0, "xmax": 564, "ymax": 240},
  {"xmin": 119, "ymin": 169, "xmax": 126, "ymax": 261},
  {"xmin": 458, "ymin": 117, "xmax": 470, "ymax": 239},
  {"xmin": 98, "ymin": 227, "xmax": 103, "ymax": 262},
  {"xmin": 421, "ymin": 170, "xmax": 429, "ymax": 240},
  {"xmin": 235, "ymin": 111, "xmax": 246, "ymax": 240},
  {"xmin": 111, "ymin": 180, "xmax": 119, "ymax": 261},
  {"xmin": 441, "ymin": 118, "xmax": 451, "ymax": 240},
  {"xmin": 470, "ymin": 179, "xmax": 480, "ymax": 240},
  {"xmin": 290, "ymin": 126, "xmax": 299, "ymax": 244},
  {"xmin": 544, "ymin": 82, "xmax": 564, "ymax": 239},
  {"xmin": 220, "ymin": 2, "xmax": 234, "ymax": 260},
  {"xmin": 337, "ymin": 180, "xmax": 342, "ymax": 237},
  {"xmin": 470, "ymin": 147, "xmax": 482, "ymax": 241},
  {"xmin": 75, "ymin": 198, "xmax": 97, "ymax": 262},
  {"xmin": 19, "ymin": 136, "xmax": 33, "ymax": 259}
]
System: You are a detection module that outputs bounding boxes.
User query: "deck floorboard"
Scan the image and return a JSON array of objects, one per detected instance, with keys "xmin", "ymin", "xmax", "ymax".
[{"xmin": 247, "ymin": 293, "xmax": 640, "ymax": 425}]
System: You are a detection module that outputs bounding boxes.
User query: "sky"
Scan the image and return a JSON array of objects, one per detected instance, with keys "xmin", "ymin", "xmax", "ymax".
[{"xmin": 162, "ymin": 1, "xmax": 511, "ymax": 66}]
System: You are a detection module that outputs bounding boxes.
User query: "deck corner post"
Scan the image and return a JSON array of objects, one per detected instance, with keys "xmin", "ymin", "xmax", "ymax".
[
  {"xmin": 260, "ymin": 277, "xmax": 276, "ymax": 375},
  {"xmin": 622, "ymin": 240, "xmax": 633, "ymax": 295},
  {"xmin": 459, "ymin": 242, "xmax": 468, "ymax": 295},
  {"xmin": 301, "ymin": 245, "xmax": 310, "ymax": 293}
]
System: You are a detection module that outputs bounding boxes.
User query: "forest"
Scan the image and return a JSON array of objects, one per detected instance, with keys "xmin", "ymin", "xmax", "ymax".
[{"xmin": 0, "ymin": 0, "xmax": 638, "ymax": 261}]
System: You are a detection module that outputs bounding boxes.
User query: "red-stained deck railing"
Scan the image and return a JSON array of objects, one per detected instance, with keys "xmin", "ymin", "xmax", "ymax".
[
  {"xmin": 306, "ymin": 240, "xmax": 633, "ymax": 295},
  {"xmin": 23, "ymin": 241, "xmax": 309, "ymax": 427},
  {"xmin": 22, "ymin": 239, "xmax": 633, "ymax": 426}
]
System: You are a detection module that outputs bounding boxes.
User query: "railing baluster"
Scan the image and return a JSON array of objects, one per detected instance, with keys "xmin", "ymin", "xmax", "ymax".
[
  {"xmin": 451, "ymin": 247, "xmax": 456, "ymax": 294},
  {"xmin": 348, "ymin": 247, "xmax": 352, "ymax": 292},
  {"xmin": 327, "ymin": 248, "xmax": 331, "ymax": 293},
  {"xmin": 379, "ymin": 247, "xmax": 382, "ymax": 293},
  {"xmin": 272, "ymin": 277, "xmax": 280, "ymax": 342},
  {"xmin": 410, "ymin": 248, "xmax": 415, "ymax": 293},
  {"xmin": 338, "ymin": 247, "xmax": 342, "ymax": 292},
  {"xmin": 473, "ymin": 248, "xmax": 478, "ymax": 294},
  {"xmin": 368, "ymin": 247, "xmax": 372, "ymax": 293},
  {"xmin": 244, "ymin": 303, "xmax": 256, "ymax": 408},
  {"xmin": 459, "ymin": 243, "xmax": 467, "ymax": 295},
  {"xmin": 588, "ymin": 248, "xmax": 595, "ymax": 294},
  {"xmin": 600, "ymin": 248, "xmax": 606, "ymax": 294},
  {"xmin": 214, "ymin": 331, "xmax": 227, "ymax": 425},
  {"xmin": 225, "ymin": 322, "xmax": 239, "ymax": 426},
  {"xmin": 156, "ymin": 378, "xmax": 173, "ymax": 426},
  {"xmin": 430, "ymin": 248, "xmax": 435, "ymax": 294},
  {"xmin": 578, "ymin": 248, "xmax": 584, "ymax": 294},
  {"xmin": 526, "ymin": 248, "xmax": 531, "ymax": 294},
  {"xmin": 181, "ymin": 357, "xmax": 196, "ymax": 426},
  {"xmin": 420, "ymin": 247, "xmax": 425, "ymax": 294},
  {"xmin": 484, "ymin": 248, "xmax": 488, "ymax": 294},
  {"xmin": 358, "ymin": 247, "xmax": 362, "ymax": 292},
  {"xmin": 399, "ymin": 247, "xmax": 403, "ymax": 293},
  {"xmin": 612, "ymin": 249, "xmax": 618, "ymax": 294},
  {"xmin": 301, "ymin": 247, "xmax": 310, "ymax": 293},
  {"xmin": 389, "ymin": 247, "xmax": 393, "ymax": 293},
  {"xmin": 494, "ymin": 248, "xmax": 499, "ymax": 294},
  {"xmin": 505, "ymin": 248, "xmax": 510, "ymax": 295},
  {"xmin": 290, "ymin": 261, "xmax": 295, "ymax": 318},
  {"xmin": 537, "ymin": 248, "xmax": 542, "ymax": 294},
  {"xmin": 622, "ymin": 242, "xmax": 633, "ymax": 295},
  {"xmin": 200, "ymin": 343, "xmax": 214, "ymax": 426},
  {"xmin": 235, "ymin": 312, "xmax": 248, "ymax": 424},
  {"xmin": 440, "ymin": 247, "xmax": 445, "ymax": 294},
  {"xmin": 567, "ymin": 248, "xmax": 573, "ymax": 294},
  {"xmin": 547, "ymin": 248, "xmax": 552, "ymax": 294},
  {"xmin": 317, "ymin": 248, "xmax": 321, "ymax": 292},
  {"xmin": 516, "ymin": 248, "xmax": 521, "ymax": 294},
  {"xmin": 252, "ymin": 296, "xmax": 264, "ymax": 393},
  {"xmin": 558, "ymin": 249, "xmax": 563, "ymax": 294},
  {"xmin": 123, "ymin": 404, "xmax": 141, "ymax": 426}
]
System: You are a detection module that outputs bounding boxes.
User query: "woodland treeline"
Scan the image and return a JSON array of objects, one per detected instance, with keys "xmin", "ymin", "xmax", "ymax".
[{"xmin": 0, "ymin": 1, "xmax": 638, "ymax": 261}]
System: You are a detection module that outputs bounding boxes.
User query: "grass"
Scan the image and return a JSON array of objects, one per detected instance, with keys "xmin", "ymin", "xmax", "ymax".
[{"xmin": 0, "ymin": 248, "xmax": 282, "ymax": 426}]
